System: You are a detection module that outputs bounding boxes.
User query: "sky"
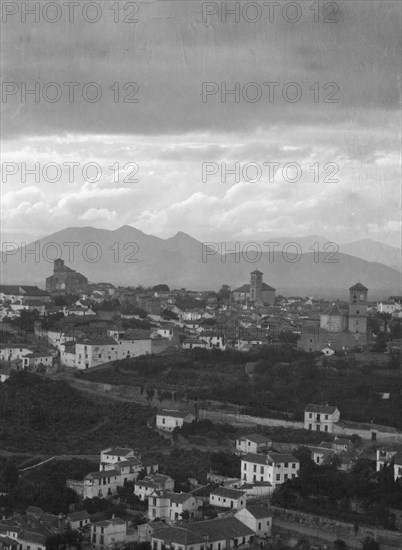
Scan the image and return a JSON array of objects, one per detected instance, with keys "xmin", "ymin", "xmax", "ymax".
[{"xmin": 1, "ymin": 0, "xmax": 401, "ymax": 247}]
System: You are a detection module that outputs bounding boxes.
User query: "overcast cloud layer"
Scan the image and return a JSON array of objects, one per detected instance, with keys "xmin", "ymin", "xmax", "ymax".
[{"xmin": 1, "ymin": 0, "xmax": 401, "ymax": 246}]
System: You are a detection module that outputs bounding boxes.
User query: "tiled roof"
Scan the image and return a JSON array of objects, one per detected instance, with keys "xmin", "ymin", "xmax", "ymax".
[
  {"xmin": 93, "ymin": 518, "xmax": 126, "ymax": 527},
  {"xmin": 242, "ymin": 453, "xmax": 268, "ymax": 465},
  {"xmin": 124, "ymin": 329, "xmax": 152, "ymax": 340},
  {"xmin": 233, "ymin": 284, "xmax": 250, "ymax": 293},
  {"xmin": 86, "ymin": 469, "xmax": 120, "ymax": 480},
  {"xmin": 102, "ymin": 447, "xmax": 133, "ymax": 457},
  {"xmin": 153, "ymin": 517, "xmax": 254, "ymax": 545},
  {"xmin": 210, "ymin": 487, "xmax": 246, "ymax": 499},
  {"xmin": 166, "ymin": 492, "xmax": 193, "ymax": 504},
  {"xmin": 18, "ymin": 530, "xmax": 48, "ymax": 545},
  {"xmin": 262, "ymin": 283, "xmax": 276, "ymax": 291},
  {"xmin": 76, "ymin": 336, "xmax": 117, "ymax": 346},
  {"xmin": 267, "ymin": 452, "xmax": 299, "ymax": 464},
  {"xmin": 239, "ymin": 433, "xmax": 271, "ymax": 444},
  {"xmin": 304, "ymin": 403, "xmax": 338, "ymax": 414},
  {"xmin": 244, "ymin": 505, "xmax": 273, "ymax": 519},
  {"xmin": 157, "ymin": 409, "xmax": 194, "ymax": 419},
  {"xmin": 322, "ymin": 303, "xmax": 344, "ymax": 316},
  {"xmin": 349, "ymin": 283, "xmax": 368, "ymax": 291},
  {"xmin": 67, "ymin": 510, "xmax": 90, "ymax": 522}
]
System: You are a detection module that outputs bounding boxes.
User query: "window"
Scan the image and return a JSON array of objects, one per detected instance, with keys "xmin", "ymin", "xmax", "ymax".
[
  {"xmin": 284, "ymin": 474, "xmax": 288, "ymax": 480},
  {"xmin": 325, "ymin": 415, "xmax": 328, "ymax": 420},
  {"xmin": 260, "ymin": 476, "xmax": 264, "ymax": 482},
  {"xmin": 292, "ymin": 463, "xmax": 296, "ymax": 468},
  {"xmin": 260, "ymin": 466, "xmax": 264, "ymax": 474},
  {"xmin": 253, "ymin": 465, "xmax": 257, "ymax": 472},
  {"xmin": 325, "ymin": 425, "xmax": 328, "ymax": 432},
  {"xmin": 276, "ymin": 474, "xmax": 280, "ymax": 481},
  {"xmin": 243, "ymin": 463, "xmax": 247, "ymax": 470},
  {"xmin": 284, "ymin": 463, "xmax": 288, "ymax": 468},
  {"xmin": 308, "ymin": 424, "xmax": 312, "ymax": 430},
  {"xmin": 258, "ymin": 523, "xmax": 261, "ymax": 530}
]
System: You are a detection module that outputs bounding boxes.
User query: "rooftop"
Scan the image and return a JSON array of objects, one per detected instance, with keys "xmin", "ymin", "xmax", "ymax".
[
  {"xmin": 157, "ymin": 409, "xmax": 194, "ymax": 419},
  {"xmin": 243, "ymin": 504, "xmax": 273, "ymax": 519},
  {"xmin": 304, "ymin": 403, "xmax": 339, "ymax": 414},
  {"xmin": 210, "ymin": 487, "xmax": 246, "ymax": 499}
]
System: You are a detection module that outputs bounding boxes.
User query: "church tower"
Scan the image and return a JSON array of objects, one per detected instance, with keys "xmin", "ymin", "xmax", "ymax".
[
  {"xmin": 348, "ymin": 282, "xmax": 368, "ymax": 334},
  {"xmin": 250, "ymin": 270, "xmax": 263, "ymax": 302}
]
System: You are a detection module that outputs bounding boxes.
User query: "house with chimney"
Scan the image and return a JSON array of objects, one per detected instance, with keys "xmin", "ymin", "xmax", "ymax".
[{"xmin": 304, "ymin": 404, "xmax": 340, "ymax": 433}]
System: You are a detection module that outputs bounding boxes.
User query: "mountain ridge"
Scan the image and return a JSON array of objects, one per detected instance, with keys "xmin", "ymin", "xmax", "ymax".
[{"xmin": 1, "ymin": 225, "xmax": 400, "ymax": 298}]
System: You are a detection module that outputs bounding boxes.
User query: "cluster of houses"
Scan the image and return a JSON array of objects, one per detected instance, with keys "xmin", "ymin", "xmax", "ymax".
[
  {"xmin": 1, "ymin": 263, "xmax": 401, "ymax": 373},
  {"xmin": 61, "ymin": 444, "xmax": 275, "ymax": 550}
]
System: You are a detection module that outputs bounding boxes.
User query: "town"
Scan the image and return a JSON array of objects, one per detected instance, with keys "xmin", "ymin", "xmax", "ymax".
[{"xmin": 0, "ymin": 258, "xmax": 401, "ymax": 550}]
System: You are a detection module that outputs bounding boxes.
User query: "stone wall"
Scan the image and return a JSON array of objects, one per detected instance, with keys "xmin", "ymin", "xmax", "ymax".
[{"xmin": 271, "ymin": 506, "xmax": 401, "ymax": 549}]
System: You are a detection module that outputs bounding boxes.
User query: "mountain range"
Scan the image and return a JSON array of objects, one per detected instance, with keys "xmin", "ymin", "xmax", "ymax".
[{"xmin": 1, "ymin": 226, "xmax": 401, "ymax": 299}]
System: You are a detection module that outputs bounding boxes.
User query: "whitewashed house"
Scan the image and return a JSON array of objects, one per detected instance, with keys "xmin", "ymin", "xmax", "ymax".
[
  {"xmin": 148, "ymin": 491, "xmax": 201, "ymax": 522},
  {"xmin": 156, "ymin": 409, "xmax": 196, "ymax": 431},
  {"xmin": 241, "ymin": 452, "xmax": 299, "ymax": 487},
  {"xmin": 236, "ymin": 434, "xmax": 272, "ymax": 455},
  {"xmin": 304, "ymin": 404, "xmax": 340, "ymax": 433},
  {"xmin": 235, "ymin": 505, "xmax": 273, "ymax": 537},
  {"xmin": 134, "ymin": 474, "xmax": 175, "ymax": 501},
  {"xmin": 90, "ymin": 516, "xmax": 127, "ymax": 550},
  {"xmin": 209, "ymin": 487, "xmax": 246, "ymax": 510}
]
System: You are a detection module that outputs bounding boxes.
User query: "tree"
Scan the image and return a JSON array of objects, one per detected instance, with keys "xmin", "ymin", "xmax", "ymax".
[
  {"xmin": 334, "ymin": 540, "xmax": 347, "ymax": 550},
  {"xmin": 161, "ymin": 309, "xmax": 178, "ymax": 320},
  {"xmin": 217, "ymin": 285, "xmax": 231, "ymax": 302},
  {"xmin": 0, "ymin": 459, "xmax": 19, "ymax": 492},
  {"xmin": 362, "ymin": 538, "xmax": 379, "ymax": 550}
]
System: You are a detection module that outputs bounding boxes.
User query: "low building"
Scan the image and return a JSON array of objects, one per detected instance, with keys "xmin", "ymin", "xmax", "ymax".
[
  {"xmin": 90, "ymin": 516, "xmax": 126, "ymax": 550},
  {"xmin": 151, "ymin": 517, "xmax": 255, "ymax": 550},
  {"xmin": 209, "ymin": 487, "xmax": 246, "ymax": 510},
  {"xmin": 66, "ymin": 510, "xmax": 90, "ymax": 530},
  {"xmin": 236, "ymin": 434, "xmax": 272, "ymax": 455},
  {"xmin": 304, "ymin": 404, "xmax": 340, "ymax": 433},
  {"xmin": 156, "ymin": 409, "xmax": 196, "ymax": 432},
  {"xmin": 235, "ymin": 505, "xmax": 273, "ymax": 537}
]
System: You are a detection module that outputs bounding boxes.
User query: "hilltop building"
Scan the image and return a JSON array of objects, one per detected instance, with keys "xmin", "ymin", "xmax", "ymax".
[
  {"xmin": 298, "ymin": 282, "xmax": 369, "ymax": 353},
  {"xmin": 46, "ymin": 259, "xmax": 88, "ymax": 294},
  {"xmin": 232, "ymin": 271, "xmax": 276, "ymax": 306}
]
